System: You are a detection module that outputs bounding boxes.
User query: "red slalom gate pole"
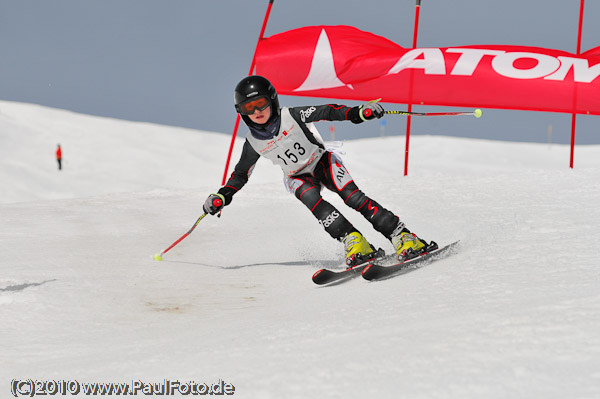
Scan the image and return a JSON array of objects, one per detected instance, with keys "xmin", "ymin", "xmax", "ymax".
[
  {"xmin": 404, "ymin": 0, "xmax": 421, "ymax": 176},
  {"xmin": 221, "ymin": 0, "xmax": 274, "ymax": 185},
  {"xmin": 222, "ymin": 115, "xmax": 242, "ymax": 184},
  {"xmin": 570, "ymin": 0, "xmax": 585, "ymax": 169}
]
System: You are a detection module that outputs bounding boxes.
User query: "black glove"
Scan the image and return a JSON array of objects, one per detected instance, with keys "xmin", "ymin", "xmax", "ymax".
[
  {"xmin": 359, "ymin": 101, "xmax": 385, "ymax": 121},
  {"xmin": 203, "ymin": 193, "xmax": 225, "ymax": 215}
]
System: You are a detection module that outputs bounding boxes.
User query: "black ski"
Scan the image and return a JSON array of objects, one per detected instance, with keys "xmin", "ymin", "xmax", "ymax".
[
  {"xmin": 312, "ymin": 250, "xmax": 391, "ymax": 286},
  {"xmin": 361, "ymin": 241, "xmax": 460, "ymax": 281}
]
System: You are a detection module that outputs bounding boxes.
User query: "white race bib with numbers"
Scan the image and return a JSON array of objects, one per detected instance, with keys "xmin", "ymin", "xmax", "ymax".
[{"xmin": 246, "ymin": 108, "xmax": 325, "ymax": 177}]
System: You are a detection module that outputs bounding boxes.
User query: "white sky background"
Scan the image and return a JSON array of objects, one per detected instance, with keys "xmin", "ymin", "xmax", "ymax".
[{"xmin": 1, "ymin": 0, "xmax": 598, "ymax": 144}]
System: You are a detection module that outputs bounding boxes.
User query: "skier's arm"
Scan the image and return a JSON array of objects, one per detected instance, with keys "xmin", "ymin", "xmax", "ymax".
[
  {"xmin": 289, "ymin": 102, "xmax": 384, "ymax": 124},
  {"xmin": 216, "ymin": 139, "xmax": 260, "ymax": 205}
]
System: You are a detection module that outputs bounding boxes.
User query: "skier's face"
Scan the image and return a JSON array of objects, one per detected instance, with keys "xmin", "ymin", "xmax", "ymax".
[{"xmin": 248, "ymin": 105, "xmax": 271, "ymax": 125}]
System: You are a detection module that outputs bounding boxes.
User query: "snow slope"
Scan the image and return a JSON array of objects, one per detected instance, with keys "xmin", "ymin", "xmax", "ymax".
[{"xmin": 1, "ymin": 100, "xmax": 599, "ymax": 399}]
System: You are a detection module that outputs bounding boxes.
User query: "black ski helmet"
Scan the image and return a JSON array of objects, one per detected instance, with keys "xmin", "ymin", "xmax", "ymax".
[{"xmin": 234, "ymin": 75, "xmax": 280, "ymax": 127}]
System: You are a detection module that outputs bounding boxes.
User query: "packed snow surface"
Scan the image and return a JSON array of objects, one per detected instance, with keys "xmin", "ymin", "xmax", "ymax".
[{"xmin": 1, "ymin": 100, "xmax": 599, "ymax": 398}]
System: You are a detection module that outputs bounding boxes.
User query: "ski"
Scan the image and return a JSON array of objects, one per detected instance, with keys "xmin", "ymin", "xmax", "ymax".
[
  {"xmin": 361, "ymin": 241, "xmax": 460, "ymax": 281},
  {"xmin": 312, "ymin": 250, "xmax": 392, "ymax": 286}
]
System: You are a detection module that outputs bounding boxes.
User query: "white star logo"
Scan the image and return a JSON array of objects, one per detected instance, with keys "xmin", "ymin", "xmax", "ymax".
[{"xmin": 294, "ymin": 28, "xmax": 353, "ymax": 92}]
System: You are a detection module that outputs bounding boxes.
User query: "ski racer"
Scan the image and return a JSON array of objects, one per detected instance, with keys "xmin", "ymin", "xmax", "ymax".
[{"xmin": 203, "ymin": 75, "xmax": 426, "ymax": 266}]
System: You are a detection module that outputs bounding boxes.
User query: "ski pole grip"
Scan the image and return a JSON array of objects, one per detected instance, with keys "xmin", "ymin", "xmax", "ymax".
[
  {"xmin": 363, "ymin": 108, "xmax": 372, "ymax": 118},
  {"xmin": 212, "ymin": 198, "xmax": 223, "ymax": 207}
]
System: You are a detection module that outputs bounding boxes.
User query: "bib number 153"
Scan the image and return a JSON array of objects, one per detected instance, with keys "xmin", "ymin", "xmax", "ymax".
[{"xmin": 277, "ymin": 142, "xmax": 306, "ymax": 165}]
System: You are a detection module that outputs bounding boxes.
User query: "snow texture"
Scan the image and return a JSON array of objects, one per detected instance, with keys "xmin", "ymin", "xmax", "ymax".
[{"xmin": 1, "ymin": 100, "xmax": 599, "ymax": 398}]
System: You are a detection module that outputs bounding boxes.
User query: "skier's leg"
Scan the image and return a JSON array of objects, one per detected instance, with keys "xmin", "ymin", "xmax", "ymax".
[
  {"xmin": 317, "ymin": 152, "xmax": 427, "ymax": 259},
  {"xmin": 317, "ymin": 152, "xmax": 399, "ymax": 239},
  {"xmin": 286, "ymin": 174, "xmax": 376, "ymax": 264},
  {"xmin": 285, "ymin": 175, "xmax": 355, "ymax": 241},
  {"xmin": 287, "ymin": 165, "xmax": 374, "ymax": 266}
]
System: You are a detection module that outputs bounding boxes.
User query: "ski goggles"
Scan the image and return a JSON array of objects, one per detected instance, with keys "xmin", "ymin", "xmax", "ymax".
[{"xmin": 237, "ymin": 96, "xmax": 271, "ymax": 115}]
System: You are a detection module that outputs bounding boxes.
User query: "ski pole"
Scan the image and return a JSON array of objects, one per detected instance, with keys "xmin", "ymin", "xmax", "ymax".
[
  {"xmin": 153, "ymin": 214, "xmax": 207, "ymax": 261},
  {"xmin": 361, "ymin": 102, "xmax": 482, "ymax": 119},
  {"xmin": 153, "ymin": 197, "xmax": 223, "ymax": 261},
  {"xmin": 384, "ymin": 109, "xmax": 482, "ymax": 118}
]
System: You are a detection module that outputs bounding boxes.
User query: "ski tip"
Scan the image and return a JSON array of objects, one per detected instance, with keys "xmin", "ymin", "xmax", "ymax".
[
  {"xmin": 312, "ymin": 269, "xmax": 325, "ymax": 280},
  {"xmin": 312, "ymin": 269, "xmax": 335, "ymax": 285},
  {"xmin": 361, "ymin": 264, "xmax": 380, "ymax": 281}
]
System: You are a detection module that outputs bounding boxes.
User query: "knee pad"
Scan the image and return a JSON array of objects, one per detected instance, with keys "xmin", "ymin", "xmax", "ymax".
[
  {"xmin": 344, "ymin": 186, "xmax": 367, "ymax": 210},
  {"xmin": 295, "ymin": 183, "xmax": 322, "ymax": 210}
]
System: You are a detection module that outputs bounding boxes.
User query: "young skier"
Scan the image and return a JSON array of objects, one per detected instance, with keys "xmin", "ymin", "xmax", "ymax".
[{"xmin": 203, "ymin": 75, "xmax": 426, "ymax": 266}]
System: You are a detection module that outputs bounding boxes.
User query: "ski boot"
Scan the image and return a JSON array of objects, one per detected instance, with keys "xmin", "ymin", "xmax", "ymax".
[
  {"xmin": 390, "ymin": 222, "xmax": 427, "ymax": 261},
  {"xmin": 343, "ymin": 231, "xmax": 381, "ymax": 268}
]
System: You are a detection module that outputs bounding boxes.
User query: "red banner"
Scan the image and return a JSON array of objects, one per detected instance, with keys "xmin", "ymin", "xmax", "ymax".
[{"xmin": 255, "ymin": 25, "xmax": 600, "ymax": 115}]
